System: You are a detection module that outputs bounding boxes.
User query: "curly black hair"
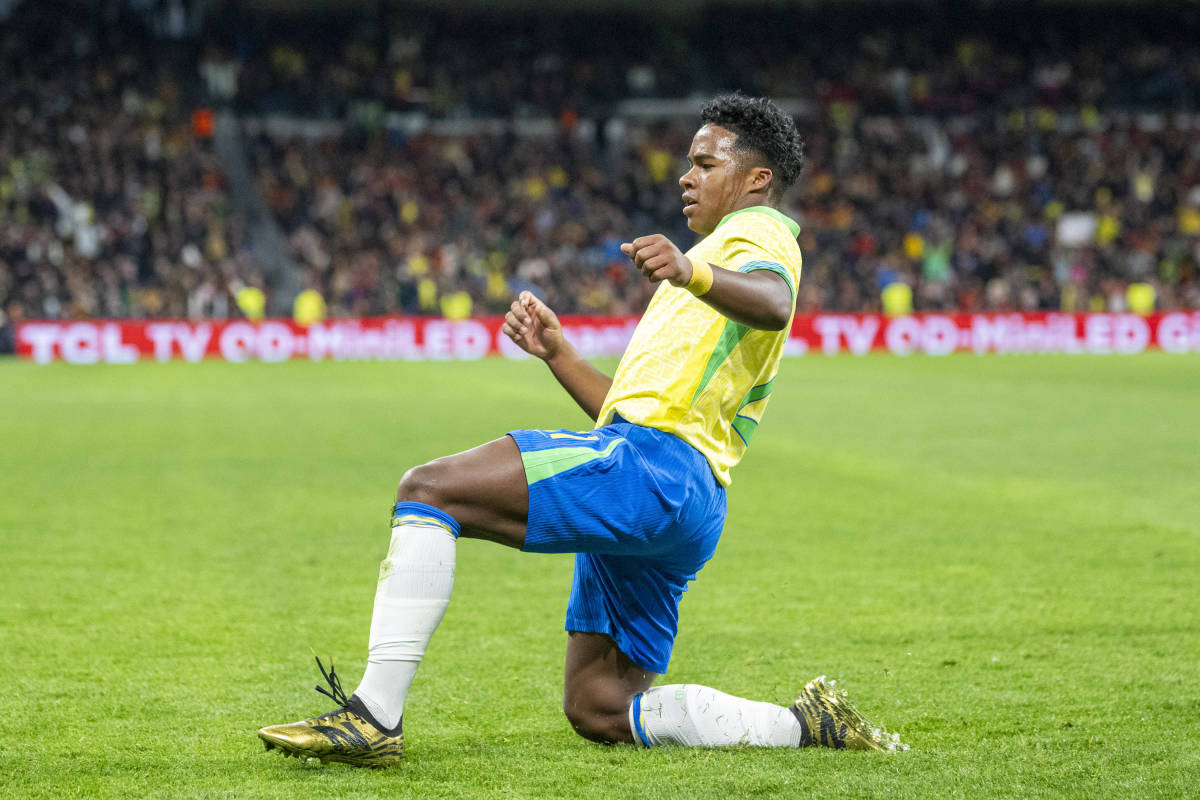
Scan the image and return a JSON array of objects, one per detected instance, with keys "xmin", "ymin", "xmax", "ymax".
[{"xmin": 700, "ymin": 93, "xmax": 805, "ymax": 201}]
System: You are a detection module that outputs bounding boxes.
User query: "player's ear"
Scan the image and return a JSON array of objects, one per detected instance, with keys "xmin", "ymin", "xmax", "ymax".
[{"xmin": 746, "ymin": 165, "xmax": 773, "ymax": 195}]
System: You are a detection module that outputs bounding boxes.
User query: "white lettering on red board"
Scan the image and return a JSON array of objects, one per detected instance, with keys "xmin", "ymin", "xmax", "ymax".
[
  {"xmin": 1156, "ymin": 313, "xmax": 1200, "ymax": 354},
  {"xmin": 812, "ymin": 315, "xmax": 880, "ymax": 355},
  {"xmin": 16, "ymin": 313, "xmax": 1200, "ymax": 362},
  {"xmin": 19, "ymin": 322, "xmax": 139, "ymax": 364},
  {"xmin": 146, "ymin": 323, "xmax": 212, "ymax": 362}
]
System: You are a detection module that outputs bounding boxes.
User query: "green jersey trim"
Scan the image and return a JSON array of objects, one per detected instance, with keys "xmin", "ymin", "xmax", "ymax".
[
  {"xmin": 690, "ymin": 320, "xmax": 751, "ymax": 406},
  {"xmin": 714, "ymin": 206, "xmax": 801, "ymax": 238},
  {"xmin": 731, "ymin": 414, "xmax": 758, "ymax": 446},
  {"xmin": 729, "ymin": 378, "xmax": 775, "ymax": 446},
  {"xmin": 740, "ymin": 377, "xmax": 776, "ymax": 408},
  {"xmin": 738, "ymin": 260, "xmax": 795, "ymax": 298}
]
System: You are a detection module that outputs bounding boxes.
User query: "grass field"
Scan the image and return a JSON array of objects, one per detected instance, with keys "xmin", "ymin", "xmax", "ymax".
[{"xmin": 2, "ymin": 353, "xmax": 1198, "ymax": 799}]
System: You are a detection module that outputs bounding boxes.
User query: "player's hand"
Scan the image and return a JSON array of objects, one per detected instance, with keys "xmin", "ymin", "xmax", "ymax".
[
  {"xmin": 502, "ymin": 291, "xmax": 564, "ymax": 361},
  {"xmin": 621, "ymin": 234, "xmax": 692, "ymax": 287}
]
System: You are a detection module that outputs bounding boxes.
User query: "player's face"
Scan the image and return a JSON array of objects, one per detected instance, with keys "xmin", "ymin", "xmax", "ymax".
[{"xmin": 679, "ymin": 123, "xmax": 752, "ymax": 235}]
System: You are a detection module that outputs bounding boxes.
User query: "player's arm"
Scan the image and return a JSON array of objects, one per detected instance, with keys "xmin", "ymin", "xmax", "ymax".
[
  {"xmin": 502, "ymin": 291, "xmax": 613, "ymax": 421},
  {"xmin": 621, "ymin": 235, "xmax": 792, "ymax": 330}
]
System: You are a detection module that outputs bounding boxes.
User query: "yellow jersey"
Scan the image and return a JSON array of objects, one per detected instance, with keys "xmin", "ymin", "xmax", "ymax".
[{"xmin": 596, "ymin": 206, "xmax": 802, "ymax": 486}]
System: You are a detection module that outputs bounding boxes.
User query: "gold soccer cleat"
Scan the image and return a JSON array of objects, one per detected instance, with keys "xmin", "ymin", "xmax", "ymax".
[
  {"xmin": 258, "ymin": 657, "xmax": 405, "ymax": 768},
  {"xmin": 789, "ymin": 675, "xmax": 907, "ymax": 752}
]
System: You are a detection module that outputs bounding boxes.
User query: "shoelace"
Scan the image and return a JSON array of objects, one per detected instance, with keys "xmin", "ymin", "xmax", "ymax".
[{"xmin": 313, "ymin": 655, "xmax": 351, "ymax": 708}]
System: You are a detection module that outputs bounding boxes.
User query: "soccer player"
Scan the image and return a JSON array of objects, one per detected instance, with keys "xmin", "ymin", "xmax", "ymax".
[{"xmin": 258, "ymin": 94, "xmax": 904, "ymax": 767}]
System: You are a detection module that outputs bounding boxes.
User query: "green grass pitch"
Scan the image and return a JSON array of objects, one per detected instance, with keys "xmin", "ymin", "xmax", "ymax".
[{"xmin": 1, "ymin": 353, "xmax": 1198, "ymax": 799}]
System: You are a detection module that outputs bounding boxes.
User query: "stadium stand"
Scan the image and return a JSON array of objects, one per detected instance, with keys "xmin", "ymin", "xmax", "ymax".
[
  {"xmin": 2, "ymin": 0, "xmax": 1198, "ymax": 334},
  {"xmin": 0, "ymin": 4, "xmax": 254, "ymax": 328}
]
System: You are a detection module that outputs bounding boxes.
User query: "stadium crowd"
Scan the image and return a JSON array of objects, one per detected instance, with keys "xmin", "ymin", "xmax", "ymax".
[
  {"xmin": 246, "ymin": 2, "xmax": 1200, "ymax": 319},
  {"xmin": 250, "ymin": 108, "xmax": 1200, "ymax": 320},
  {"xmin": 2, "ymin": 2, "xmax": 1199, "ymax": 337},
  {"xmin": 0, "ymin": 5, "xmax": 256, "ymax": 336},
  {"xmin": 216, "ymin": 6, "xmax": 1200, "ymax": 121}
]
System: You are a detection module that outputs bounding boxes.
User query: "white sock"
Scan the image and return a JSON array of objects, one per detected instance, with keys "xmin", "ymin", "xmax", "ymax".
[
  {"xmin": 631, "ymin": 684, "xmax": 806, "ymax": 747},
  {"xmin": 353, "ymin": 508, "xmax": 457, "ymax": 731}
]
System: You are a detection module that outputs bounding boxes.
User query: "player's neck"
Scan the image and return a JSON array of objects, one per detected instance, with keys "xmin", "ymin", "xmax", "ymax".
[
  {"xmin": 700, "ymin": 196, "xmax": 780, "ymax": 235},
  {"xmin": 727, "ymin": 194, "xmax": 775, "ymax": 215}
]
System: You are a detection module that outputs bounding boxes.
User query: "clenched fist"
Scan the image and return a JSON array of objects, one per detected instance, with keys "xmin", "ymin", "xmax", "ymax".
[{"xmin": 621, "ymin": 235, "xmax": 693, "ymax": 287}]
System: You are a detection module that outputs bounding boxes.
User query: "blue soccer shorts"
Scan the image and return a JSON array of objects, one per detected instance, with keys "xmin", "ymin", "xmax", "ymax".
[{"xmin": 507, "ymin": 415, "xmax": 727, "ymax": 674}]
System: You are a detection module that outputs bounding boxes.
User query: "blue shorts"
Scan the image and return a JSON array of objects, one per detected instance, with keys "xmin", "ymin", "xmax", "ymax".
[{"xmin": 508, "ymin": 416, "xmax": 727, "ymax": 674}]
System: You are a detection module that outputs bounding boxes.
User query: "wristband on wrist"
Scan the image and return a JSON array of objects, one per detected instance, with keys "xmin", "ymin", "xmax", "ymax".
[{"xmin": 685, "ymin": 257, "xmax": 714, "ymax": 296}]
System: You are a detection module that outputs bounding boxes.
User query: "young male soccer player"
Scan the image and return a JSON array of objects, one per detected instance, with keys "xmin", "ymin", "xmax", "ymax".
[{"xmin": 258, "ymin": 94, "xmax": 904, "ymax": 766}]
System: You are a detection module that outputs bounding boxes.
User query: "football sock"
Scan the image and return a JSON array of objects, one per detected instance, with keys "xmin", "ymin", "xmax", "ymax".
[
  {"xmin": 630, "ymin": 684, "xmax": 808, "ymax": 747},
  {"xmin": 353, "ymin": 501, "xmax": 459, "ymax": 731}
]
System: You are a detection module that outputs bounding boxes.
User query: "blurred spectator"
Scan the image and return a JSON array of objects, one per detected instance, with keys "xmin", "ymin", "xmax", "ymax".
[{"xmin": 0, "ymin": 302, "xmax": 17, "ymax": 354}]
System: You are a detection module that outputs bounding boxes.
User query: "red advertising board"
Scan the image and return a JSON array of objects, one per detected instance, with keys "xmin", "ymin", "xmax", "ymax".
[{"xmin": 15, "ymin": 312, "xmax": 1200, "ymax": 364}]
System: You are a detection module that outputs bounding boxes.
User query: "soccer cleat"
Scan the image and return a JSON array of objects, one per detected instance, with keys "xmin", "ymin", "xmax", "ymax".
[
  {"xmin": 258, "ymin": 657, "xmax": 405, "ymax": 768},
  {"xmin": 789, "ymin": 675, "xmax": 907, "ymax": 752}
]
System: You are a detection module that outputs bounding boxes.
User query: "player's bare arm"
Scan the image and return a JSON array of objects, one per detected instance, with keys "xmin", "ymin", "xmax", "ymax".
[
  {"xmin": 620, "ymin": 234, "xmax": 792, "ymax": 330},
  {"xmin": 502, "ymin": 291, "xmax": 613, "ymax": 420}
]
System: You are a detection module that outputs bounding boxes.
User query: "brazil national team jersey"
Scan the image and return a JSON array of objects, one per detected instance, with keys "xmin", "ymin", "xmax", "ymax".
[{"xmin": 596, "ymin": 206, "xmax": 802, "ymax": 487}]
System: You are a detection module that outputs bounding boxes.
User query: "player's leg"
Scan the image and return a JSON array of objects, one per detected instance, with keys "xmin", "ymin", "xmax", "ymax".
[
  {"xmin": 631, "ymin": 678, "xmax": 901, "ymax": 749},
  {"xmin": 563, "ymin": 629, "xmax": 904, "ymax": 751},
  {"xmin": 259, "ymin": 435, "xmax": 528, "ymax": 766},
  {"xmin": 562, "ymin": 627, "xmax": 802, "ymax": 746},
  {"xmin": 557, "ymin": 555, "xmax": 810, "ymax": 749},
  {"xmin": 352, "ymin": 436, "xmax": 528, "ymax": 729},
  {"xmin": 543, "ymin": 428, "xmax": 904, "ymax": 751}
]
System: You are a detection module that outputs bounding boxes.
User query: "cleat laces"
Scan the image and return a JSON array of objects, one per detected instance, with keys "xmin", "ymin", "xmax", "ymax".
[{"xmin": 313, "ymin": 655, "xmax": 351, "ymax": 710}]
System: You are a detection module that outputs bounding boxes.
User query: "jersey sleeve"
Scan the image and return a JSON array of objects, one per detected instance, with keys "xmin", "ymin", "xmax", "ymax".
[{"xmin": 716, "ymin": 215, "xmax": 799, "ymax": 300}]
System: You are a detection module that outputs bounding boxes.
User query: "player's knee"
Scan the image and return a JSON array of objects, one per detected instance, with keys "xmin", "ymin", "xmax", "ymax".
[
  {"xmin": 562, "ymin": 701, "xmax": 611, "ymax": 744},
  {"xmin": 396, "ymin": 460, "xmax": 449, "ymax": 507},
  {"xmin": 562, "ymin": 687, "xmax": 629, "ymax": 745}
]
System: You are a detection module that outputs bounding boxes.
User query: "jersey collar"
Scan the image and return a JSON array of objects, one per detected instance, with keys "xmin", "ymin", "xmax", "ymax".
[{"xmin": 713, "ymin": 205, "xmax": 801, "ymax": 238}]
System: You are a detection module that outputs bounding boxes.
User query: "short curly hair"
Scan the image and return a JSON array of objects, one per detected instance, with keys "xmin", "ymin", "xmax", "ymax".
[{"xmin": 700, "ymin": 93, "xmax": 805, "ymax": 201}]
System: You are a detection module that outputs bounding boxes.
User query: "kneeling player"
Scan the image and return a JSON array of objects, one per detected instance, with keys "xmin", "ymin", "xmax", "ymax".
[{"xmin": 258, "ymin": 94, "xmax": 904, "ymax": 767}]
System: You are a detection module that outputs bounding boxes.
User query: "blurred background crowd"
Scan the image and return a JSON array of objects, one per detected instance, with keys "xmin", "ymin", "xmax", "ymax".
[{"xmin": 2, "ymin": 0, "xmax": 1199, "ymax": 343}]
